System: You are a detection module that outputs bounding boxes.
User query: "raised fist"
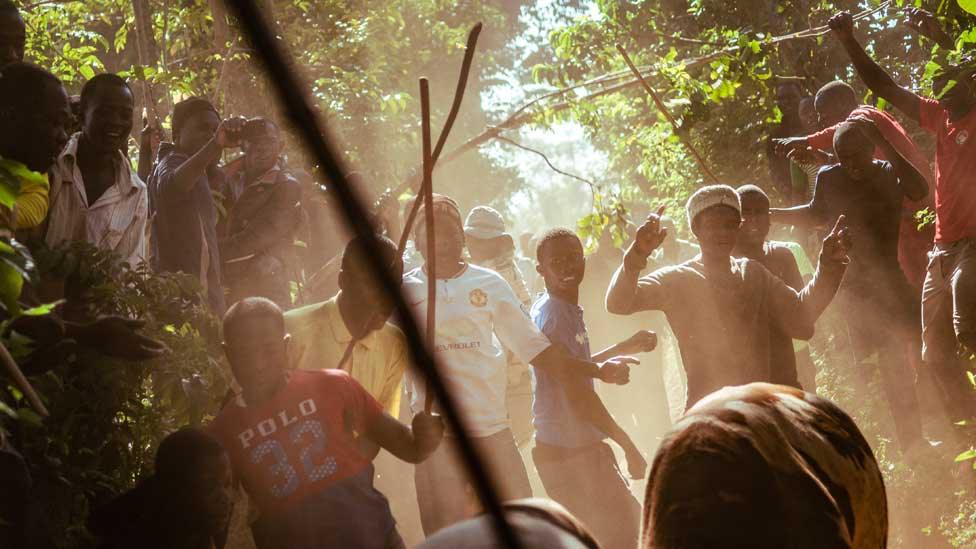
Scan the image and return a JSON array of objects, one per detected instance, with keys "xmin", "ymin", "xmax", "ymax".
[
  {"xmin": 216, "ymin": 116, "xmax": 247, "ymax": 149},
  {"xmin": 828, "ymin": 11, "xmax": 855, "ymax": 38}
]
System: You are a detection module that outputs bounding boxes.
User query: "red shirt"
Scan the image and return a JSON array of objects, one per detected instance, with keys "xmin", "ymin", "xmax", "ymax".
[
  {"xmin": 807, "ymin": 106, "xmax": 935, "ymax": 190},
  {"xmin": 807, "ymin": 105, "xmax": 936, "ymax": 287},
  {"xmin": 210, "ymin": 369, "xmax": 383, "ymax": 513},
  {"xmin": 919, "ymin": 99, "xmax": 976, "ymax": 243}
]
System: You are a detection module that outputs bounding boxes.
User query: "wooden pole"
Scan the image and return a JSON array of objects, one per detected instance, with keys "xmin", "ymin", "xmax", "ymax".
[
  {"xmin": 616, "ymin": 45, "xmax": 719, "ymax": 184},
  {"xmin": 396, "ymin": 23, "xmax": 482, "ymax": 256},
  {"xmin": 420, "ymin": 78, "xmax": 437, "ymax": 414}
]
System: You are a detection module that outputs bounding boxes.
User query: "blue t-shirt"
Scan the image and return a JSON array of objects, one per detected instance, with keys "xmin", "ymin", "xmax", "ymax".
[{"xmin": 529, "ymin": 293, "xmax": 605, "ymax": 448}]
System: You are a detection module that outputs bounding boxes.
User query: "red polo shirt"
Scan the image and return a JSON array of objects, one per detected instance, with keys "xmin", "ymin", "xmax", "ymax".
[{"xmin": 918, "ymin": 98, "xmax": 976, "ymax": 243}]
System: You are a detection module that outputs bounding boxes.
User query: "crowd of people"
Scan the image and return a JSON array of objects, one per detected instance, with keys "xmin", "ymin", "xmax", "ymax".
[{"xmin": 1, "ymin": 1, "xmax": 975, "ymax": 547}]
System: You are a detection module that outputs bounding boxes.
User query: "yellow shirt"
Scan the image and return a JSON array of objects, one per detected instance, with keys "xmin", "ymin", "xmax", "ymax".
[
  {"xmin": 284, "ymin": 297, "xmax": 407, "ymax": 417},
  {"xmin": 0, "ymin": 157, "xmax": 50, "ymax": 229}
]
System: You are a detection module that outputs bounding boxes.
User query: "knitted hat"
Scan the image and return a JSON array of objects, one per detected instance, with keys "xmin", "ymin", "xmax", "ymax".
[
  {"xmin": 464, "ymin": 206, "xmax": 508, "ymax": 240},
  {"xmin": 686, "ymin": 185, "xmax": 741, "ymax": 227}
]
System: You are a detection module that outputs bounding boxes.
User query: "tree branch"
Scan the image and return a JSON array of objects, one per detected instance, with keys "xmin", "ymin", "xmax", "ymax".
[{"xmin": 494, "ymin": 135, "xmax": 598, "ymax": 191}]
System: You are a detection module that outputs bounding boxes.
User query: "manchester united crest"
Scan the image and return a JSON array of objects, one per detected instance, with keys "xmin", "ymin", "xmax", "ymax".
[{"xmin": 469, "ymin": 288, "xmax": 488, "ymax": 308}]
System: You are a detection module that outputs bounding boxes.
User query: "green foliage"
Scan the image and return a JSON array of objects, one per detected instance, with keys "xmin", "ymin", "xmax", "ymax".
[
  {"xmin": 2, "ymin": 242, "xmax": 227, "ymax": 547},
  {"xmin": 534, "ymin": 0, "xmax": 975, "ymax": 241},
  {"xmin": 18, "ymin": 0, "xmax": 518, "ymax": 206}
]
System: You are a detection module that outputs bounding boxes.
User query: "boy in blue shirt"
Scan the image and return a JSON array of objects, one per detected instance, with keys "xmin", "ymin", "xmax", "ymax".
[{"xmin": 530, "ymin": 228, "xmax": 657, "ymax": 549}]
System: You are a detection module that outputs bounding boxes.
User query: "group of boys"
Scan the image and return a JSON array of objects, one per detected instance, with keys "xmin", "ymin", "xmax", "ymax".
[
  {"xmin": 0, "ymin": 1, "xmax": 302, "ymax": 317},
  {"xmin": 4, "ymin": 1, "xmax": 976, "ymax": 547},
  {"xmin": 769, "ymin": 10, "xmax": 976, "ymax": 454}
]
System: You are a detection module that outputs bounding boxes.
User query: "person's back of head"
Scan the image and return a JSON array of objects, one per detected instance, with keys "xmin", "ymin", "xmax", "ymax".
[
  {"xmin": 341, "ymin": 233, "xmax": 401, "ymax": 280},
  {"xmin": 90, "ymin": 427, "xmax": 232, "ymax": 549},
  {"xmin": 417, "ymin": 498, "xmax": 600, "ymax": 549},
  {"xmin": 0, "ymin": 62, "xmax": 69, "ymax": 172},
  {"xmin": 814, "ymin": 81, "xmax": 859, "ymax": 128},
  {"xmin": 0, "ymin": 0, "xmax": 25, "ymax": 68},
  {"xmin": 644, "ymin": 383, "xmax": 885, "ymax": 549},
  {"xmin": 337, "ymin": 233, "xmax": 403, "ymax": 334},
  {"xmin": 832, "ymin": 121, "xmax": 876, "ymax": 182}
]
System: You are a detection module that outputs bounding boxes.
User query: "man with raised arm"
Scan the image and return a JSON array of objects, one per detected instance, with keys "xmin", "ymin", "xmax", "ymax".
[
  {"xmin": 828, "ymin": 10, "xmax": 976, "ymax": 424},
  {"xmin": 149, "ymin": 98, "xmax": 244, "ymax": 314},
  {"xmin": 773, "ymin": 79, "xmax": 936, "ymax": 290},
  {"xmin": 771, "ymin": 118, "xmax": 930, "ymax": 454},
  {"xmin": 606, "ymin": 185, "xmax": 850, "ymax": 411}
]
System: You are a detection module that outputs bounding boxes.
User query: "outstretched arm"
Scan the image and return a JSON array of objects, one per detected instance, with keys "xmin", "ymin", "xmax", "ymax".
[
  {"xmin": 563, "ymin": 376, "xmax": 646, "ymax": 479},
  {"xmin": 770, "ymin": 204, "xmax": 821, "ymax": 229},
  {"xmin": 848, "ymin": 116, "xmax": 928, "ymax": 201},
  {"xmin": 365, "ymin": 411, "xmax": 444, "ymax": 464},
  {"xmin": 769, "ymin": 216, "xmax": 851, "ymax": 339},
  {"xmin": 829, "ymin": 12, "xmax": 923, "ymax": 123},
  {"xmin": 163, "ymin": 118, "xmax": 245, "ymax": 195},
  {"xmin": 592, "ymin": 330, "xmax": 657, "ymax": 363},
  {"xmin": 531, "ymin": 345, "xmax": 635, "ymax": 385}
]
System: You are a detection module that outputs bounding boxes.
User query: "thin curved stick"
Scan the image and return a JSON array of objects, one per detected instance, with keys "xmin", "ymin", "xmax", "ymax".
[
  {"xmin": 494, "ymin": 135, "xmax": 598, "ymax": 191},
  {"xmin": 617, "ymin": 45, "xmax": 719, "ymax": 184},
  {"xmin": 397, "ymin": 23, "xmax": 483, "ymax": 255}
]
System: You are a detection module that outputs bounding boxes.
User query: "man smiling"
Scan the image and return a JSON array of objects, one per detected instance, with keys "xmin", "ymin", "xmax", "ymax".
[
  {"xmin": 607, "ymin": 185, "xmax": 850, "ymax": 410},
  {"xmin": 45, "ymin": 74, "xmax": 148, "ymax": 267}
]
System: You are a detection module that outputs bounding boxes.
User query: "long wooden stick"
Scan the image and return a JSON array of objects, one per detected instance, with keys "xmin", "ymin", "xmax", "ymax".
[
  {"xmin": 420, "ymin": 78, "xmax": 437, "ymax": 414},
  {"xmin": 616, "ymin": 45, "xmax": 719, "ymax": 184},
  {"xmin": 0, "ymin": 340, "xmax": 48, "ymax": 417},
  {"xmin": 221, "ymin": 3, "xmax": 519, "ymax": 547}
]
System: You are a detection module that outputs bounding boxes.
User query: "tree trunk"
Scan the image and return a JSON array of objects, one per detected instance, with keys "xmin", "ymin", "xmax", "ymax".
[{"xmin": 132, "ymin": 0, "xmax": 170, "ymax": 127}]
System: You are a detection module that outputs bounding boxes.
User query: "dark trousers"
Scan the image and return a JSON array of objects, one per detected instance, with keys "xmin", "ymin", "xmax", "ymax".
[
  {"xmin": 841, "ymin": 285, "xmax": 924, "ymax": 451},
  {"xmin": 414, "ymin": 429, "xmax": 532, "ymax": 536},
  {"xmin": 532, "ymin": 441, "xmax": 641, "ymax": 549}
]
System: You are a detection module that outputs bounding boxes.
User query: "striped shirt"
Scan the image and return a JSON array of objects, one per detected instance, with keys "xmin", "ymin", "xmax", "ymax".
[{"xmin": 45, "ymin": 133, "xmax": 148, "ymax": 267}]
